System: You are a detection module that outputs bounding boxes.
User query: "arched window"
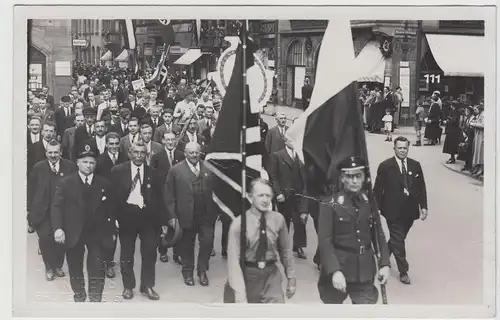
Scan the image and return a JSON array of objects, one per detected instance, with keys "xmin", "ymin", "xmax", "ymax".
[{"xmin": 287, "ymin": 40, "xmax": 304, "ymax": 66}]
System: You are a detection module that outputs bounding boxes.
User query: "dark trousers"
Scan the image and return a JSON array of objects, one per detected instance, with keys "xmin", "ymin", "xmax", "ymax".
[
  {"xmin": 178, "ymin": 221, "xmax": 214, "ymax": 278},
  {"xmin": 318, "ymin": 272, "xmax": 378, "ymax": 304},
  {"xmin": 277, "ymin": 196, "xmax": 306, "ymax": 249},
  {"xmin": 387, "ymin": 217, "xmax": 414, "ymax": 275},
  {"xmin": 223, "ymin": 264, "xmax": 284, "ymax": 303},
  {"xmin": 66, "ymin": 233, "xmax": 105, "ymax": 301},
  {"xmin": 119, "ymin": 214, "xmax": 158, "ymax": 289},
  {"xmin": 102, "ymin": 231, "xmax": 117, "ymax": 267},
  {"xmin": 36, "ymin": 220, "xmax": 65, "ymax": 271}
]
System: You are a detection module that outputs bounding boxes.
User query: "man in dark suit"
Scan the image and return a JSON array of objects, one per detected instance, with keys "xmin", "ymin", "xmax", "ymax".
[
  {"xmin": 151, "ymin": 131, "xmax": 185, "ymax": 263},
  {"xmin": 28, "ymin": 140, "xmax": 76, "ymax": 281},
  {"xmin": 84, "ymin": 119, "xmax": 107, "ymax": 157},
  {"xmin": 109, "ymin": 141, "xmax": 169, "ymax": 300},
  {"xmin": 265, "ymin": 112, "xmax": 288, "ymax": 156},
  {"xmin": 143, "ymin": 105, "xmax": 164, "ymax": 138},
  {"xmin": 268, "ymin": 138, "xmax": 309, "ymax": 259},
  {"xmin": 119, "ymin": 117, "xmax": 140, "ymax": 156},
  {"xmin": 139, "ymin": 123, "xmax": 163, "ymax": 166},
  {"xmin": 123, "ymin": 93, "xmax": 147, "ymax": 121},
  {"xmin": 164, "ymin": 142, "xmax": 217, "ymax": 287},
  {"xmin": 110, "ymin": 79, "xmax": 125, "ymax": 106},
  {"xmin": 374, "ymin": 136, "xmax": 428, "ymax": 285},
  {"xmin": 41, "ymin": 85, "xmax": 55, "ymax": 109},
  {"xmin": 74, "ymin": 107, "xmax": 97, "ymax": 160},
  {"xmin": 301, "ymin": 77, "xmax": 313, "ymax": 110},
  {"xmin": 197, "ymin": 106, "xmax": 215, "ymax": 136},
  {"xmin": 62, "ymin": 113, "xmax": 85, "ymax": 162},
  {"xmin": 28, "ymin": 121, "xmax": 57, "ymax": 175},
  {"xmin": 153, "ymin": 109, "xmax": 181, "ymax": 143},
  {"xmin": 27, "ymin": 116, "xmax": 42, "ymax": 146},
  {"xmin": 54, "ymin": 96, "xmax": 75, "ymax": 141},
  {"xmin": 177, "ymin": 118, "xmax": 206, "ymax": 153},
  {"xmin": 51, "ymin": 143, "xmax": 116, "ymax": 302},
  {"xmin": 109, "ymin": 108, "xmax": 130, "ymax": 138},
  {"xmin": 38, "ymin": 97, "xmax": 56, "ymax": 123},
  {"xmin": 84, "ymin": 80, "xmax": 99, "ymax": 102},
  {"xmin": 95, "ymin": 132, "xmax": 128, "ymax": 278}
]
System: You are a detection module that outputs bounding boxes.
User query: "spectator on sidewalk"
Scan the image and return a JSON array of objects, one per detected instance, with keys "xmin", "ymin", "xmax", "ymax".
[
  {"xmin": 413, "ymin": 98, "xmax": 425, "ymax": 146},
  {"xmin": 469, "ymin": 102, "xmax": 484, "ymax": 178},
  {"xmin": 457, "ymin": 106, "xmax": 475, "ymax": 172},
  {"xmin": 442, "ymin": 101, "xmax": 462, "ymax": 164}
]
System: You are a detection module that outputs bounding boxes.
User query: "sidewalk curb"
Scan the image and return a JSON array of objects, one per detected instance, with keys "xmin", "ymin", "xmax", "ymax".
[{"xmin": 442, "ymin": 162, "xmax": 484, "ymax": 184}]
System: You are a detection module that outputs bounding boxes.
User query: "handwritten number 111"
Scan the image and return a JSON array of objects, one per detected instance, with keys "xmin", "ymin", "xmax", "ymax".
[{"xmin": 424, "ymin": 74, "xmax": 440, "ymax": 84}]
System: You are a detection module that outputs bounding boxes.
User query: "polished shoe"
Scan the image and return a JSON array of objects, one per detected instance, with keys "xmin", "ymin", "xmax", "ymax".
[
  {"xmin": 470, "ymin": 167, "xmax": 480, "ymax": 175},
  {"xmin": 54, "ymin": 268, "xmax": 65, "ymax": 277},
  {"xmin": 198, "ymin": 272, "xmax": 209, "ymax": 286},
  {"xmin": 221, "ymin": 249, "xmax": 227, "ymax": 259},
  {"xmin": 173, "ymin": 255, "xmax": 182, "ymax": 265},
  {"xmin": 294, "ymin": 248, "xmax": 307, "ymax": 259},
  {"xmin": 210, "ymin": 250, "xmax": 216, "ymax": 257},
  {"xmin": 88, "ymin": 295, "xmax": 102, "ymax": 302},
  {"xmin": 412, "ymin": 141, "xmax": 421, "ymax": 147},
  {"xmin": 461, "ymin": 166, "xmax": 470, "ymax": 172},
  {"xmin": 446, "ymin": 159, "xmax": 456, "ymax": 164},
  {"xmin": 45, "ymin": 269, "xmax": 55, "ymax": 281},
  {"xmin": 28, "ymin": 226, "xmax": 35, "ymax": 234},
  {"xmin": 140, "ymin": 287, "xmax": 160, "ymax": 300},
  {"xmin": 184, "ymin": 276, "xmax": 195, "ymax": 286},
  {"xmin": 400, "ymin": 273, "xmax": 411, "ymax": 285},
  {"xmin": 105, "ymin": 265, "xmax": 115, "ymax": 279},
  {"xmin": 160, "ymin": 254, "xmax": 169, "ymax": 263},
  {"xmin": 384, "ymin": 138, "xmax": 390, "ymax": 142},
  {"xmin": 73, "ymin": 292, "xmax": 87, "ymax": 302},
  {"xmin": 122, "ymin": 288, "xmax": 134, "ymax": 299}
]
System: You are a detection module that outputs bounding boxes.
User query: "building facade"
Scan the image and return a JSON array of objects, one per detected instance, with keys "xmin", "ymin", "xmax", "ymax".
[
  {"xmin": 275, "ymin": 19, "xmax": 485, "ymax": 125},
  {"xmin": 28, "ymin": 19, "xmax": 73, "ymax": 102}
]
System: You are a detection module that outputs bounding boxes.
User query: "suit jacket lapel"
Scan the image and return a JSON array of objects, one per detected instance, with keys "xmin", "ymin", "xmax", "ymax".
[
  {"xmin": 280, "ymin": 149, "xmax": 294, "ymax": 168},
  {"xmin": 391, "ymin": 157, "xmax": 406, "ymax": 188},
  {"xmin": 142, "ymin": 165, "xmax": 152, "ymax": 203}
]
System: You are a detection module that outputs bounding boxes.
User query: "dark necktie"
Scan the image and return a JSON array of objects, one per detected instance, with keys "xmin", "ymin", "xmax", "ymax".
[
  {"xmin": 51, "ymin": 163, "xmax": 58, "ymax": 174},
  {"xmin": 401, "ymin": 160, "xmax": 409, "ymax": 189},
  {"xmin": 132, "ymin": 167, "xmax": 141, "ymax": 189},
  {"xmin": 132, "ymin": 134, "xmax": 137, "ymax": 143},
  {"xmin": 169, "ymin": 150, "xmax": 174, "ymax": 166},
  {"xmin": 84, "ymin": 176, "xmax": 90, "ymax": 186},
  {"xmin": 256, "ymin": 213, "xmax": 267, "ymax": 265},
  {"xmin": 111, "ymin": 154, "xmax": 117, "ymax": 165}
]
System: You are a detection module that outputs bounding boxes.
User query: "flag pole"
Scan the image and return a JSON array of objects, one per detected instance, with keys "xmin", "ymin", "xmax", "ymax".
[{"xmin": 240, "ymin": 20, "xmax": 248, "ymax": 268}]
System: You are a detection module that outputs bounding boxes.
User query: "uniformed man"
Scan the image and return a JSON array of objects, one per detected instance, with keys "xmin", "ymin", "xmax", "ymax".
[
  {"xmin": 317, "ymin": 156, "xmax": 390, "ymax": 304},
  {"xmin": 225, "ymin": 178, "xmax": 296, "ymax": 303},
  {"xmin": 51, "ymin": 143, "xmax": 116, "ymax": 302}
]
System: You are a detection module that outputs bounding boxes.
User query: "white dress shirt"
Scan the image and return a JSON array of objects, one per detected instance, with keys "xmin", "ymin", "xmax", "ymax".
[
  {"xmin": 95, "ymin": 135, "xmax": 106, "ymax": 154},
  {"xmin": 286, "ymin": 146, "xmax": 295, "ymax": 160},
  {"xmin": 78, "ymin": 171, "xmax": 94, "ymax": 184},
  {"xmin": 165, "ymin": 147, "xmax": 175, "ymax": 164},
  {"xmin": 121, "ymin": 123, "xmax": 128, "ymax": 133},
  {"xmin": 31, "ymin": 132, "xmax": 40, "ymax": 143},
  {"xmin": 186, "ymin": 132, "xmax": 198, "ymax": 143},
  {"xmin": 186, "ymin": 160, "xmax": 201, "ymax": 176},
  {"xmin": 394, "ymin": 156, "xmax": 407, "ymax": 174},
  {"xmin": 130, "ymin": 162, "xmax": 144, "ymax": 184},
  {"xmin": 49, "ymin": 160, "xmax": 60, "ymax": 173}
]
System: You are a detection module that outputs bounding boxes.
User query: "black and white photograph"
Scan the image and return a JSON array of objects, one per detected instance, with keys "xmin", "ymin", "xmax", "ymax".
[{"xmin": 8, "ymin": 3, "xmax": 497, "ymax": 319}]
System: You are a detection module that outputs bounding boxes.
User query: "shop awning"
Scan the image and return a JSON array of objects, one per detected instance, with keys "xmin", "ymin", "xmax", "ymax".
[
  {"xmin": 426, "ymin": 34, "xmax": 485, "ymax": 77},
  {"xmin": 100, "ymin": 50, "xmax": 112, "ymax": 61},
  {"xmin": 355, "ymin": 41, "xmax": 386, "ymax": 83},
  {"xmin": 114, "ymin": 49, "xmax": 129, "ymax": 62},
  {"xmin": 174, "ymin": 49, "xmax": 203, "ymax": 65}
]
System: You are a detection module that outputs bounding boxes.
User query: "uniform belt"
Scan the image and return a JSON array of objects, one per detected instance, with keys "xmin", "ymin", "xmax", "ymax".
[
  {"xmin": 244, "ymin": 260, "xmax": 276, "ymax": 269},
  {"xmin": 334, "ymin": 244, "xmax": 372, "ymax": 255}
]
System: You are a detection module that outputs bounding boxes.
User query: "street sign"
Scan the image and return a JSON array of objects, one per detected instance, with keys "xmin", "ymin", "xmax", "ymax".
[
  {"xmin": 72, "ymin": 39, "xmax": 88, "ymax": 47},
  {"xmin": 394, "ymin": 30, "xmax": 417, "ymax": 37}
]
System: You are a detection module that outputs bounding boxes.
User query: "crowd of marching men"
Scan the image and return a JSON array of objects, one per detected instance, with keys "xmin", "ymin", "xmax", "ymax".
[{"xmin": 25, "ymin": 64, "xmax": 325, "ymax": 303}]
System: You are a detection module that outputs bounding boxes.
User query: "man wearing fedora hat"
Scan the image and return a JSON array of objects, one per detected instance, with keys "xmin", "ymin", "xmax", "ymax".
[
  {"xmin": 50, "ymin": 142, "xmax": 116, "ymax": 302},
  {"xmin": 317, "ymin": 156, "xmax": 390, "ymax": 304}
]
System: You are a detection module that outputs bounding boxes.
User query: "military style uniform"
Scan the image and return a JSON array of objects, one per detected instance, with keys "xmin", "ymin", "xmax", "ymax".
[{"xmin": 317, "ymin": 157, "xmax": 390, "ymax": 304}]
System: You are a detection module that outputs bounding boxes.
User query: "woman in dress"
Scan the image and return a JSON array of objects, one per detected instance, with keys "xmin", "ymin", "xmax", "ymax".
[
  {"xmin": 424, "ymin": 96, "xmax": 441, "ymax": 145},
  {"xmin": 469, "ymin": 103, "xmax": 484, "ymax": 177},
  {"xmin": 457, "ymin": 106, "xmax": 475, "ymax": 172},
  {"xmin": 442, "ymin": 101, "xmax": 462, "ymax": 163}
]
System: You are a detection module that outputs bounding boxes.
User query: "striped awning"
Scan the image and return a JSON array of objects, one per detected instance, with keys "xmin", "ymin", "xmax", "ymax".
[
  {"xmin": 114, "ymin": 49, "xmax": 129, "ymax": 62},
  {"xmin": 100, "ymin": 50, "xmax": 112, "ymax": 61},
  {"xmin": 174, "ymin": 49, "xmax": 203, "ymax": 65}
]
